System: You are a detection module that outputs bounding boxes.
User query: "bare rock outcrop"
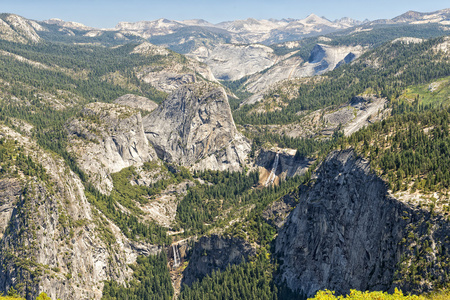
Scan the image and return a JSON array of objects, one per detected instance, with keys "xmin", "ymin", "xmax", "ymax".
[
  {"xmin": 143, "ymin": 83, "xmax": 250, "ymax": 171},
  {"xmin": 0, "ymin": 14, "xmax": 41, "ymax": 44},
  {"xmin": 242, "ymin": 43, "xmax": 365, "ymax": 105},
  {"xmin": 189, "ymin": 43, "xmax": 278, "ymax": 81},
  {"xmin": 0, "ymin": 126, "xmax": 159, "ymax": 300},
  {"xmin": 257, "ymin": 148, "xmax": 312, "ymax": 183},
  {"xmin": 114, "ymin": 94, "xmax": 158, "ymax": 112},
  {"xmin": 275, "ymin": 149, "xmax": 450, "ymax": 297},
  {"xmin": 67, "ymin": 102, "xmax": 157, "ymax": 193},
  {"xmin": 133, "ymin": 42, "xmax": 217, "ymax": 93}
]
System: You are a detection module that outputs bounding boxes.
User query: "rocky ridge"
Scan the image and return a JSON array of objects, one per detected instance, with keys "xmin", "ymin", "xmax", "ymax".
[
  {"xmin": 114, "ymin": 94, "xmax": 158, "ymax": 112},
  {"xmin": 241, "ymin": 43, "xmax": 364, "ymax": 105},
  {"xmin": 143, "ymin": 82, "xmax": 250, "ymax": 171},
  {"xmin": 133, "ymin": 42, "xmax": 217, "ymax": 93},
  {"xmin": 188, "ymin": 43, "xmax": 278, "ymax": 81},
  {"xmin": 0, "ymin": 14, "xmax": 42, "ymax": 43},
  {"xmin": 256, "ymin": 148, "xmax": 312, "ymax": 184},
  {"xmin": 0, "ymin": 125, "xmax": 159, "ymax": 300},
  {"xmin": 67, "ymin": 102, "xmax": 157, "ymax": 194},
  {"xmin": 276, "ymin": 149, "xmax": 450, "ymax": 297}
]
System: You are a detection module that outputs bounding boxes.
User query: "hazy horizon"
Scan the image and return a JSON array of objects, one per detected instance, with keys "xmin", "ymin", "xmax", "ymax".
[{"xmin": 2, "ymin": 0, "xmax": 449, "ymax": 29}]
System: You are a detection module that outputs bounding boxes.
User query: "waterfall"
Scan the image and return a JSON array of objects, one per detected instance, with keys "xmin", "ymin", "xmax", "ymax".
[
  {"xmin": 265, "ymin": 153, "xmax": 279, "ymax": 186},
  {"xmin": 172, "ymin": 244, "xmax": 180, "ymax": 268}
]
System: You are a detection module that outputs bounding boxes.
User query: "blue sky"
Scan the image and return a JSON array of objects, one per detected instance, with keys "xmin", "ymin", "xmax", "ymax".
[{"xmin": 2, "ymin": 0, "xmax": 449, "ymax": 28}]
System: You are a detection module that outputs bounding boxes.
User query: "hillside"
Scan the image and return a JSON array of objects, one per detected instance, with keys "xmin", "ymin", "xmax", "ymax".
[{"xmin": 0, "ymin": 8, "xmax": 449, "ymax": 300}]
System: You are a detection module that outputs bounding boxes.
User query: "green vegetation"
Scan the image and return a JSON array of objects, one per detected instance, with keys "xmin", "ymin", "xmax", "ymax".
[
  {"xmin": 0, "ymin": 40, "xmax": 169, "ymax": 104},
  {"xmin": 179, "ymin": 250, "xmax": 299, "ymax": 300},
  {"xmin": 1, "ymin": 20, "xmax": 450, "ymax": 300},
  {"xmin": 309, "ymin": 289, "xmax": 450, "ymax": 300},
  {"xmin": 245, "ymin": 129, "xmax": 343, "ymax": 160},
  {"xmin": 85, "ymin": 184, "xmax": 171, "ymax": 246},
  {"xmin": 398, "ymin": 76, "xmax": 450, "ymax": 107},
  {"xmin": 102, "ymin": 252, "xmax": 173, "ymax": 300},
  {"xmin": 346, "ymin": 107, "xmax": 450, "ymax": 194},
  {"xmin": 235, "ymin": 37, "xmax": 450, "ymax": 125},
  {"xmin": 0, "ymin": 40, "xmax": 182, "ymax": 247},
  {"xmin": 0, "ymin": 137, "xmax": 49, "ymax": 182},
  {"xmin": 177, "ymin": 170, "xmax": 260, "ymax": 235},
  {"xmin": 39, "ymin": 25, "xmax": 146, "ymax": 46},
  {"xmin": 111, "ymin": 162, "xmax": 192, "ymax": 208},
  {"xmin": 84, "ymin": 161, "xmax": 197, "ymax": 245},
  {"xmin": 271, "ymin": 23, "xmax": 450, "ymax": 59},
  {"xmin": 220, "ymin": 76, "xmax": 253, "ymax": 109},
  {"xmin": 0, "ymin": 291, "xmax": 52, "ymax": 300}
]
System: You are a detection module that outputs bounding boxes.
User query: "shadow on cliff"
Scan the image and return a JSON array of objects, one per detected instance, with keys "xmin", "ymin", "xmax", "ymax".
[{"xmin": 275, "ymin": 149, "xmax": 450, "ymax": 297}]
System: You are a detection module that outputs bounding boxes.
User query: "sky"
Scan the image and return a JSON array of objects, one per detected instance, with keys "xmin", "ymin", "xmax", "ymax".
[{"xmin": 1, "ymin": 0, "xmax": 449, "ymax": 28}]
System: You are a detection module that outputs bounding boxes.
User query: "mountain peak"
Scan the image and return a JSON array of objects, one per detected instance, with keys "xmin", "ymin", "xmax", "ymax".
[
  {"xmin": 43, "ymin": 18, "xmax": 92, "ymax": 30},
  {"xmin": 301, "ymin": 13, "xmax": 333, "ymax": 26}
]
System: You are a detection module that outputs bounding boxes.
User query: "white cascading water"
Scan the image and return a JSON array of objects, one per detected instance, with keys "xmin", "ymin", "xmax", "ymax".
[
  {"xmin": 265, "ymin": 153, "xmax": 279, "ymax": 186},
  {"xmin": 172, "ymin": 244, "xmax": 180, "ymax": 268}
]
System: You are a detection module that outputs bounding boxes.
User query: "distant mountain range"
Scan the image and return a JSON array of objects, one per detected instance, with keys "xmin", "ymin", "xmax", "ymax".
[{"xmin": 0, "ymin": 8, "xmax": 449, "ymax": 51}]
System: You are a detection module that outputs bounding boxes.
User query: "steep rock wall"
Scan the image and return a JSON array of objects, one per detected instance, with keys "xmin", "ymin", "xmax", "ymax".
[
  {"xmin": 67, "ymin": 102, "xmax": 157, "ymax": 193},
  {"xmin": 256, "ymin": 149, "xmax": 312, "ymax": 185},
  {"xmin": 0, "ymin": 126, "xmax": 158, "ymax": 300},
  {"xmin": 275, "ymin": 149, "xmax": 450, "ymax": 297},
  {"xmin": 143, "ymin": 83, "xmax": 250, "ymax": 171}
]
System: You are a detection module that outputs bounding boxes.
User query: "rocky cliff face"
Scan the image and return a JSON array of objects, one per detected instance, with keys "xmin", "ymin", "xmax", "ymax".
[
  {"xmin": 181, "ymin": 235, "xmax": 255, "ymax": 287},
  {"xmin": 189, "ymin": 44, "xmax": 278, "ymax": 81},
  {"xmin": 275, "ymin": 149, "xmax": 450, "ymax": 297},
  {"xmin": 114, "ymin": 94, "xmax": 158, "ymax": 112},
  {"xmin": 0, "ymin": 125, "xmax": 158, "ymax": 300},
  {"xmin": 242, "ymin": 43, "xmax": 364, "ymax": 105},
  {"xmin": 0, "ymin": 14, "xmax": 42, "ymax": 44},
  {"xmin": 257, "ymin": 149, "xmax": 312, "ymax": 184},
  {"xmin": 67, "ymin": 102, "xmax": 157, "ymax": 193},
  {"xmin": 143, "ymin": 83, "xmax": 250, "ymax": 171},
  {"xmin": 133, "ymin": 42, "xmax": 217, "ymax": 93}
]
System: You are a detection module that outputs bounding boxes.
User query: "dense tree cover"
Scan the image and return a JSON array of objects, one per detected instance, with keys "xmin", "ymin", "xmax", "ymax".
[
  {"xmin": 179, "ymin": 251, "xmax": 301, "ymax": 300},
  {"xmin": 0, "ymin": 287, "xmax": 52, "ymax": 300},
  {"xmin": 219, "ymin": 76, "xmax": 253, "ymax": 110},
  {"xmin": 235, "ymin": 37, "xmax": 450, "ymax": 125},
  {"xmin": 245, "ymin": 129, "xmax": 343, "ymax": 160},
  {"xmin": 176, "ymin": 158, "xmax": 317, "ymax": 242},
  {"xmin": 177, "ymin": 159, "xmax": 317, "ymax": 240},
  {"xmin": 102, "ymin": 252, "xmax": 173, "ymax": 300},
  {"xmin": 345, "ymin": 107, "xmax": 450, "ymax": 194},
  {"xmin": 0, "ymin": 40, "xmax": 168, "ymax": 103},
  {"xmin": 2, "ymin": 104, "xmax": 172, "ymax": 246},
  {"xmin": 224, "ymin": 161, "xmax": 318, "ymax": 245},
  {"xmin": 39, "ymin": 25, "xmax": 146, "ymax": 46},
  {"xmin": 176, "ymin": 170, "xmax": 260, "ymax": 234},
  {"xmin": 0, "ymin": 40, "xmax": 177, "ymax": 245},
  {"xmin": 85, "ymin": 184, "xmax": 171, "ymax": 245},
  {"xmin": 84, "ymin": 161, "xmax": 197, "ymax": 245}
]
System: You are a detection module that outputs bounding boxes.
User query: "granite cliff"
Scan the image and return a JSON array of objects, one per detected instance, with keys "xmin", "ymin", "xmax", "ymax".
[
  {"xmin": 143, "ymin": 83, "xmax": 251, "ymax": 171},
  {"xmin": 276, "ymin": 149, "xmax": 450, "ymax": 297},
  {"xmin": 67, "ymin": 102, "xmax": 157, "ymax": 194},
  {"xmin": 0, "ymin": 125, "xmax": 159, "ymax": 300}
]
